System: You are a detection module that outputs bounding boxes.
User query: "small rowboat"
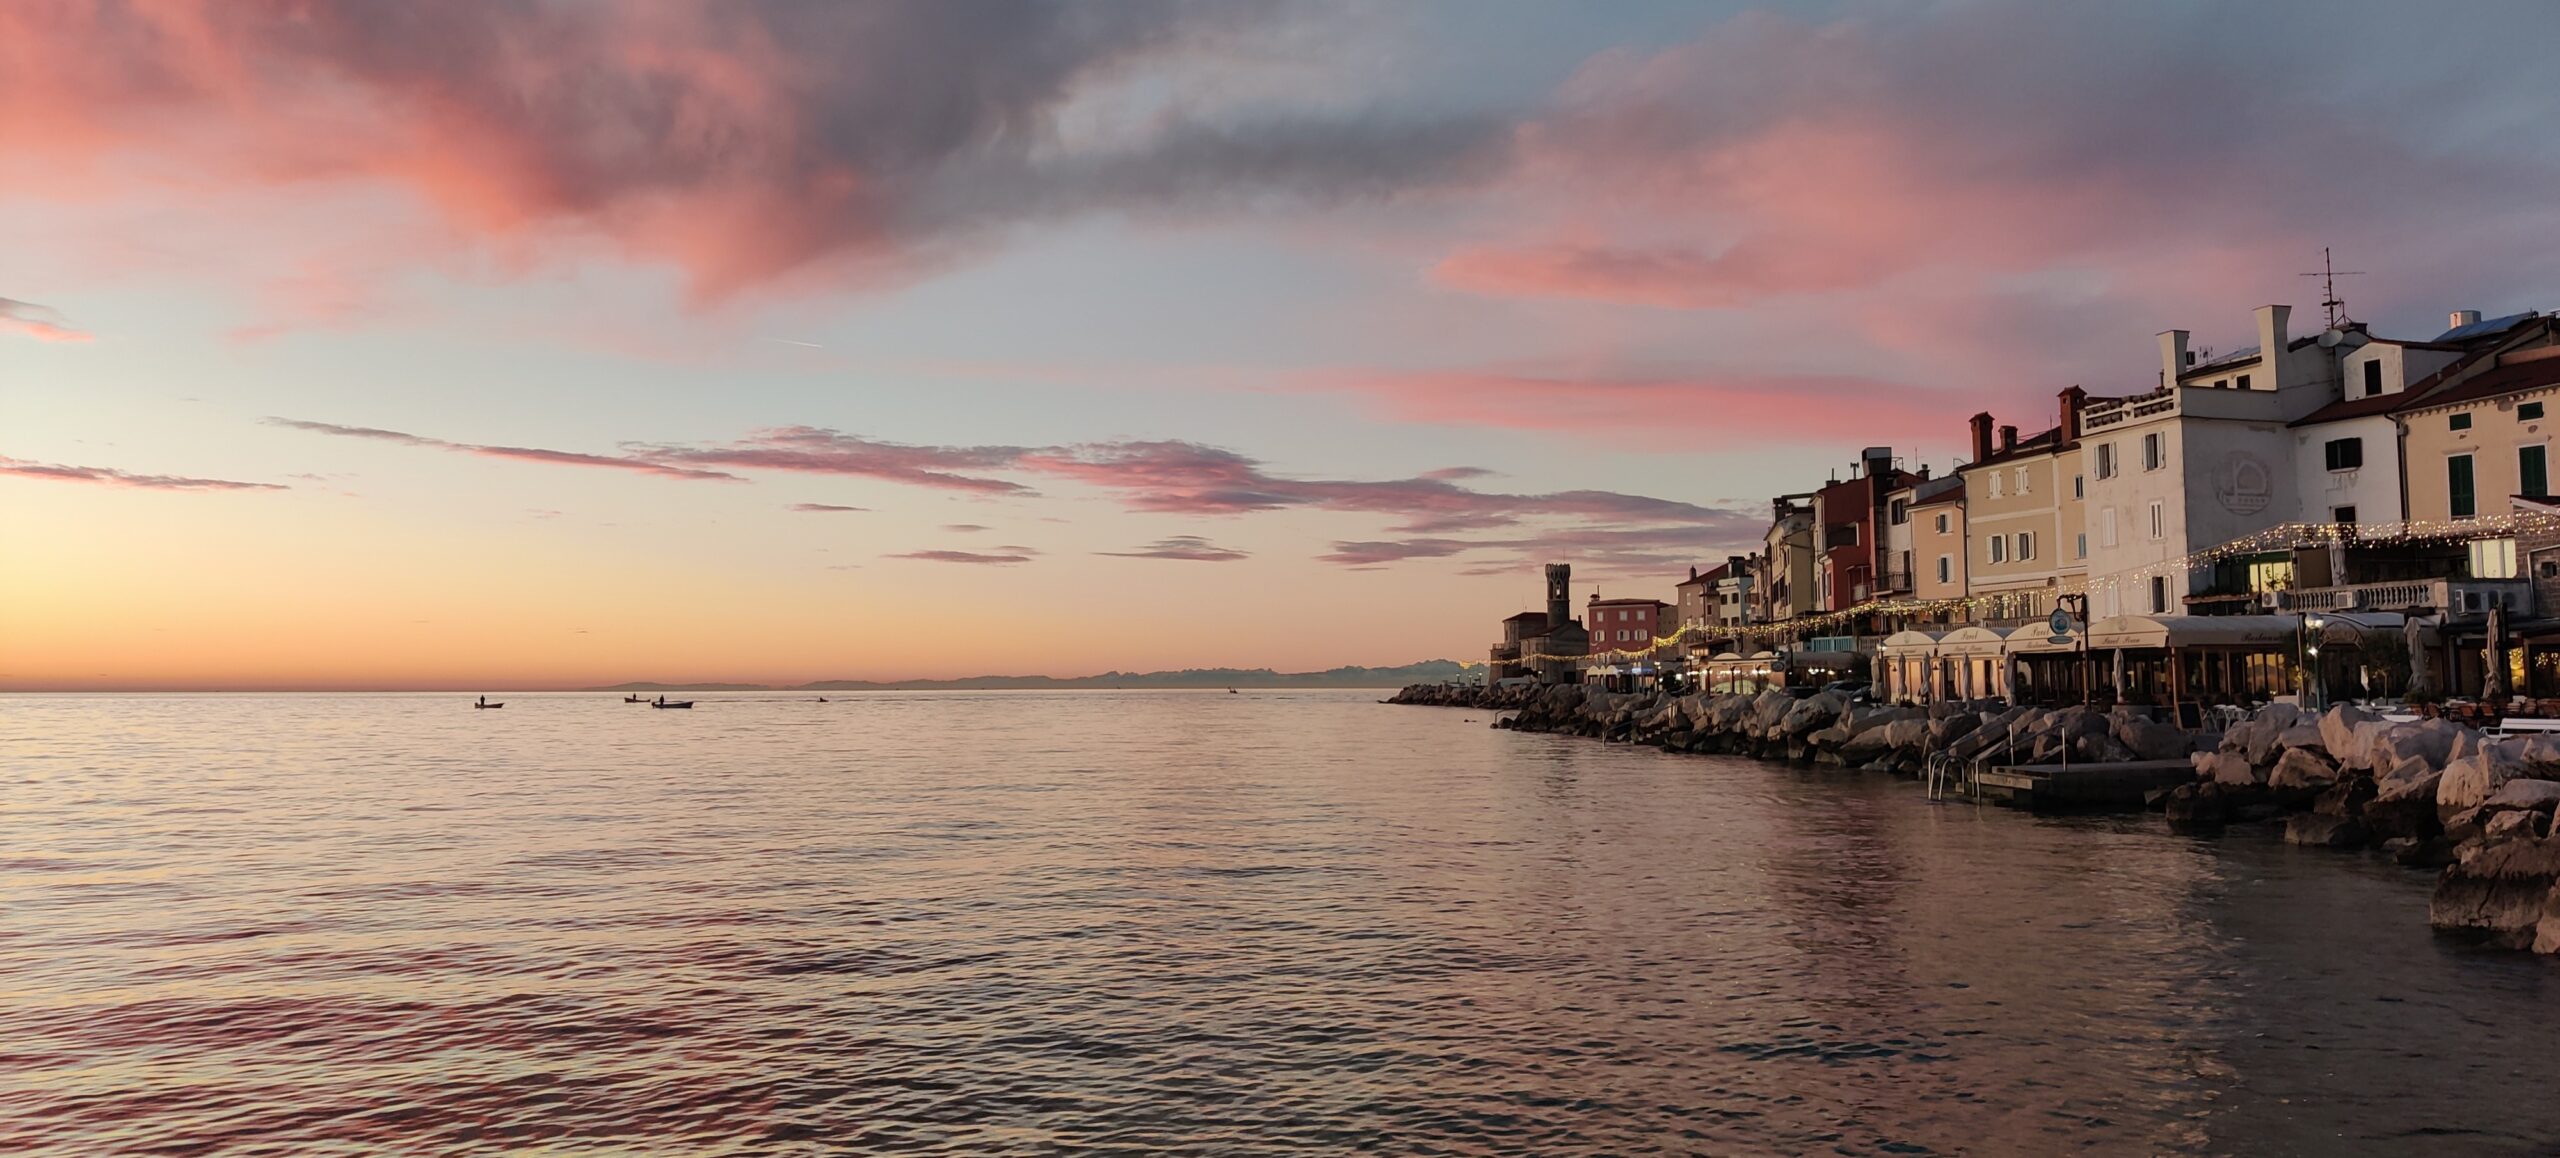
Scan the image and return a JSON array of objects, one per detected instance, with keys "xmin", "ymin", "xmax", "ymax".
[
  {"xmin": 474, "ymin": 696, "xmax": 504, "ymax": 710},
  {"xmin": 652, "ymin": 698, "xmax": 694, "ymax": 709},
  {"xmin": 624, "ymin": 695, "xmax": 645, "ymax": 703}
]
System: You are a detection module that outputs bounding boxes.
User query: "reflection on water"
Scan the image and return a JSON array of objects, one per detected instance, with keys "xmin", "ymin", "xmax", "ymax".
[{"xmin": 3, "ymin": 691, "xmax": 2555, "ymax": 1155}]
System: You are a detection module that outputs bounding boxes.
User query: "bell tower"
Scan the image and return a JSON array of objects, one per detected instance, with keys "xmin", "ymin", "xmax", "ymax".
[{"xmin": 1544, "ymin": 563, "xmax": 1571, "ymax": 627}]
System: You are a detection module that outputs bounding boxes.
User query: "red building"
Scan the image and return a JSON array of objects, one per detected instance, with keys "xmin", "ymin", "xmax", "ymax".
[
  {"xmin": 1587, "ymin": 596, "xmax": 1673, "ymax": 654},
  {"xmin": 1812, "ymin": 447, "xmax": 1920, "ymax": 612}
]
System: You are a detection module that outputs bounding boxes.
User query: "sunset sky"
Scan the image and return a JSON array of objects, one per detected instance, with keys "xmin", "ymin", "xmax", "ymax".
[{"xmin": 7, "ymin": 1, "xmax": 2560, "ymax": 689}]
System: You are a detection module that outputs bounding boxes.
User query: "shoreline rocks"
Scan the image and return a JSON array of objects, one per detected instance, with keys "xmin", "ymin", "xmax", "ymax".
[{"xmin": 1388, "ymin": 680, "xmax": 2560, "ymax": 958}]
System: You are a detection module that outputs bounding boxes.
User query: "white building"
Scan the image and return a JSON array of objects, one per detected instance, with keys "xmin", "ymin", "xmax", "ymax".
[
  {"xmin": 2286, "ymin": 324, "xmax": 2473, "ymax": 527},
  {"xmin": 2080, "ymin": 305, "xmax": 2344, "ymax": 618}
]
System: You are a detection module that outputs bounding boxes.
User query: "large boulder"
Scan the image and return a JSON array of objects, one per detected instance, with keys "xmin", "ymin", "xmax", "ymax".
[
  {"xmin": 2285, "ymin": 813, "xmax": 2369, "ymax": 848},
  {"xmin": 2314, "ymin": 776, "xmax": 2379, "ymax": 819},
  {"xmin": 2268, "ymin": 747, "xmax": 2342, "ymax": 793},
  {"xmin": 2225, "ymin": 703, "xmax": 2304, "ymax": 766},
  {"xmin": 2365, "ymin": 771, "xmax": 2446, "ymax": 841},
  {"xmin": 1927, "ymin": 711, "xmax": 1982, "ymax": 748},
  {"xmin": 2117, "ymin": 716, "xmax": 2194, "ymax": 762},
  {"xmin": 2274, "ymin": 720, "xmax": 2326, "ymax": 755},
  {"xmin": 2439, "ymin": 747, "xmax": 2532, "ymax": 814},
  {"xmin": 2487, "ymin": 778, "xmax": 2560, "ymax": 812},
  {"xmin": 1777, "ymin": 692, "xmax": 1848, "ymax": 738},
  {"xmin": 2431, "ymin": 834, "xmax": 2560, "ymax": 947},
  {"xmin": 2163, "ymin": 781, "xmax": 2227, "ymax": 831},
  {"xmin": 2204, "ymin": 749, "xmax": 2264, "ymax": 787},
  {"xmin": 2318, "ymin": 704, "xmax": 2385, "ymax": 769},
  {"xmin": 2372, "ymin": 718, "xmax": 2464, "ymax": 774}
]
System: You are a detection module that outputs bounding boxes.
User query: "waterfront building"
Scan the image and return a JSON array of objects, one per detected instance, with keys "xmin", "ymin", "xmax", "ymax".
[
  {"xmin": 1486, "ymin": 563, "xmax": 1589, "ymax": 684},
  {"xmin": 2283, "ymin": 312, "xmax": 2534, "ymax": 529},
  {"xmin": 2080, "ymin": 305, "xmax": 2347, "ymax": 619},
  {"xmin": 1908, "ymin": 474, "xmax": 1968, "ymax": 605},
  {"xmin": 1672, "ymin": 562, "xmax": 1729, "ymax": 642},
  {"xmin": 1587, "ymin": 595, "xmax": 1673, "ymax": 653},
  {"xmin": 1811, "ymin": 448, "xmax": 1921, "ymax": 612},
  {"xmin": 1758, "ymin": 493, "xmax": 1819, "ymax": 625},
  {"xmin": 1957, "ymin": 388, "xmax": 2090, "ymax": 625}
]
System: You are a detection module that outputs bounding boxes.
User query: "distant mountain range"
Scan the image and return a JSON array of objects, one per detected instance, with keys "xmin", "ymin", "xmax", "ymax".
[{"xmin": 587, "ymin": 660, "xmax": 1467, "ymax": 693}]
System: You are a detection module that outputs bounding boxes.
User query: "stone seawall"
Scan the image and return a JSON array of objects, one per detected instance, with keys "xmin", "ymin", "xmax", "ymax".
[{"xmin": 1388, "ymin": 682, "xmax": 2560, "ymax": 956}]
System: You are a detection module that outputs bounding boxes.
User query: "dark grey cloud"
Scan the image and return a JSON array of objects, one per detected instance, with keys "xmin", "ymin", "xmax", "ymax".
[{"xmin": 1098, "ymin": 535, "xmax": 1250, "ymax": 562}]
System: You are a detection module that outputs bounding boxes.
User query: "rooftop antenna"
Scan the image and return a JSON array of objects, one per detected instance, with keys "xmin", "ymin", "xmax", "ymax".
[{"xmin": 2299, "ymin": 246, "xmax": 2365, "ymax": 328}]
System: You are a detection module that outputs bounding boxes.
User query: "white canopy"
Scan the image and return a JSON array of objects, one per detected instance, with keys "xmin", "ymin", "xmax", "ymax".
[
  {"xmin": 2087, "ymin": 613, "xmax": 2299, "ymax": 650},
  {"xmin": 1936, "ymin": 625, "xmax": 2012, "ymax": 656},
  {"xmin": 1877, "ymin": 629, "xmax": 1945, "ymax": 655}
]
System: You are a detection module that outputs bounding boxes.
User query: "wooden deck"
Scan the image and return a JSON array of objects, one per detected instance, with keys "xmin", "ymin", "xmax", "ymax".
[{"xmin": 1975, "ymin": 759, "xmax": 2195, "ymax": 811}]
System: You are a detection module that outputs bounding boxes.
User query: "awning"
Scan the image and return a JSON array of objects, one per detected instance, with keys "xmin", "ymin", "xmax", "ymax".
[
  {"xmin": 1937, "ymin": 625, "xmax": 2013, "ymax": 656},
  {"xmin": 1877, "ymin": 629, "xmax": 1944, "ymax": 656},
  {"xmin": 2004, "ymin": 629, "xmax": 2085, "ymax": 655},
  {"xmin": 2087, "ymin": 613, "xmax": 2300, "ymax": 650}
]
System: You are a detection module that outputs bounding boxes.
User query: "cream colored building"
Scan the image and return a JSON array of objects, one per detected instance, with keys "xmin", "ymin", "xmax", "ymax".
[
  {"xmin": 1908, "ymin": 474, "xmax": 1967, "ymax": 602},
  {"xmin": 1955, "ymin": 389, "xmax": 2090, "ymax": 623},
  {"xmin": 2401, "ymin": 344, "xmax": 2560, "ymax": 525}
]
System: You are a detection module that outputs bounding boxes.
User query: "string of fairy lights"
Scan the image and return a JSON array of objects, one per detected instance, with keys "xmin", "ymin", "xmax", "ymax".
[{"xmin": 1485, "ymin": 510, "xmax": 2560, "ymax": 668}]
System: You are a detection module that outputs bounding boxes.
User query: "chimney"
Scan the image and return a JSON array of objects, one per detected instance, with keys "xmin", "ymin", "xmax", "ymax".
[
  {"xmin": 1688, "ymin": 565, "xmax": 1699, "ymax": 582},
  {"xmin": 2255, "ymin": 304, "xmax": 2291, "ymax": 376},
  {"xmin": 1998, "ymin": 425, "xmax": 2018, "ymax": 453},
  {"xmin": 2158, "ymin": 329, "xmax": 2190, "ymax": 386},
  {"xmin": 1918, "ymin": 463, "xmax": 1932, "ymax": 480},
  {"xmin": 1860, "ymin": 446, "xmax": 1893, "ymax": 480},
  {"xmin": 1968, "ymin": 412, "xmax": 1994, "ymax": 462},
  {"xmin": 2451, "ymin": 309, "xmax": 2483, "ymax": 330},
  {"xmin": 2059, "ymin": 385, "xmax": 2087, "ymax": 443}
]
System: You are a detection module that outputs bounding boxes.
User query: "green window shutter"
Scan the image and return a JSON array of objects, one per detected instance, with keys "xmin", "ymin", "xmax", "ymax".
[
  {"xmin": 2525, "ymin": 445, "xmax": 2549, "ymax": 499},
  {"xmin": 2450, "ymin": 455, "xmax": 2476, "ymax": 518}
]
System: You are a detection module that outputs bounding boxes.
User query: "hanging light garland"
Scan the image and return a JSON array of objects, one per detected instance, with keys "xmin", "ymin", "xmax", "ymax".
[{"xmin": 1481, "ymin": 510, "xmax": 2560, "ymax": 669}]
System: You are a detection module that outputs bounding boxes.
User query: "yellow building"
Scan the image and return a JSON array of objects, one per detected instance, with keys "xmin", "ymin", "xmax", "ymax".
[
  {"xmin": 2400, "ymin": 347, "xmax": 2560, "ymax": 524},
  {"xmin": 1955, "ymin": 389, "xmax": 2091, "ymax": 624}
]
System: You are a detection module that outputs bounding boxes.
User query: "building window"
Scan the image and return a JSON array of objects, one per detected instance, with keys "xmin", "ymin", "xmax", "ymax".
[
  {"xmin": 2149, "ymin": 575, "xmax": 2170, "ymax": 614},
  {"xmin": 2072, "ymin": 474, "xmax": 2084, "ymax": 499},
  {"xmin": 2015, "ymin": 467, "xmax": 2031, "ymax": 495},
  {"xmin": 2334, "ymin": 505, "xmax": 2357, "ymax": 525},
  {"xmin": 2214, "ymin": 379, "xmax": 2228, "ymax": 390},
  {"xmin": 2450, "ymin": 453, "xmax": 2476, "ymax": 518},
  {"xmin": 2101, "ymin": 507, "xmax": 2119, "ymax": 548},
  {"xmin": 2524, "ymin": 401, "xmax": 2546, "ymax": 421},
  {"xmin": 2075, "ymin": 532, "xmax": 2087, "ymax": 558},
  {"xmin": 1988, "ymin": 472, "xmax": 2005, "ymax": 498},
  {"xmin": 2471, "ymin": 538, "xmax": 2519, "ymax": 580},
  {"xmin": 2324, "ymin": 437, "xmax": 2362, "ymax": 472},
  {"xmin": 2237, "ymin": 373, "xmax": 2252, "ymax": 390},
  {"xmin": 1936, "ymin": 555, "xmax": 1952, "ymax": 584},
  {"xmin": 2452, "ymin": 412, "xmax": 2473, "ymax": 431},
  {"xmin": 2095, "ymin": 443, "xmax": 2118, "ymax": 479},
  {"xmin": 2017, "ymin": 531, "xmax": 2035, "ymax": 561},
  {"xmin": 1889, "ymin": 498, "xmax": 1910, "ymax": 525},
  {"xmin": 2141, "ymin": 432, "xmax": 2165, "ymax": 471},
  {"xmin": 1989, "ymin": 536, "xmax": 2006, "ymax": 564},
  {"xmin": 2526, "ymin": 445, "xmax": 2553, "ymax": 499},
  {"xmin": 2148, "ymin": 500, "xmax": 2166, "ymax": 540},
  {"xmin": 2364, "ymin": 360, "xmax": 2384, "ymax": 397},
  {"xmin": 1934, "ymin": 512, "xmax": 1950, "ymax": 534}
]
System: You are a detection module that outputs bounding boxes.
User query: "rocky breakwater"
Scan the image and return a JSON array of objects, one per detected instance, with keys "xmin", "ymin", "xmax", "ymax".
[
  {"xmin": 1389, "ymin": 684, "xmax": 2560, "ymax": 957},
  {"xmin": 1388, "ymin": 683, "xmax": 2194, "ymax": 774}
]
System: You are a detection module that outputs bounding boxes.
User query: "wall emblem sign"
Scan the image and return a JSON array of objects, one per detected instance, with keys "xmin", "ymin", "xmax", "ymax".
[{"xmin": 2215, "ymin": 452, "xmax": 2273, "ymax": 515}]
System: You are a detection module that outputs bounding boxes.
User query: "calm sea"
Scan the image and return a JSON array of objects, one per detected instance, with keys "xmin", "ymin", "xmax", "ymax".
[{"xmin": 4, "ymin": 690, "xmax": 2556, "ymax": 1155}]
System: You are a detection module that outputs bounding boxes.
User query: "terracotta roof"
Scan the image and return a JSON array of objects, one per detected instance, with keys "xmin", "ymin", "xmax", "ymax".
[
  {"xmin": 2393, "ymin": 350, "xmax": 2560, "ymax": 414},
  {"xmin": 1502, "ymin": 611, "xmax": 1549, "ymax": 622},
  {"xmin": 1588, "ymin": 597, "xmax": 1671, "ymax": 608}
]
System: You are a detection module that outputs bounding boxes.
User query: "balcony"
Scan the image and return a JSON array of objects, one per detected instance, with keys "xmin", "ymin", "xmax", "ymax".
[
  {"xmin": 2080, "ymin": 388, "xmax": 2175, "ymax": 432},
  {"xmin": 2266, "ymin": 578, "xmax": 2532, "ymax": 616}
]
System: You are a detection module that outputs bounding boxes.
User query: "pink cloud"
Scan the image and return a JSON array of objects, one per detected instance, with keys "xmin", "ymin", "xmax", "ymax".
[
  {"xmin": 647, "ymin": 428, "xmax": 1032, "ymax": 494},
  {"xmin": 0, "ymin": 4, "xmax": 1499, "ymax": 300},
  {"xmin": 1, "ymin": 455, "xmax": 283, "ymax": 491},
  {"xmin": 789, "ymin": 502, "xmax": 868, "ymax": 513},
  {"xmin": 0, "ymin": 298, "xmax": 91, "ymax": 342}
]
